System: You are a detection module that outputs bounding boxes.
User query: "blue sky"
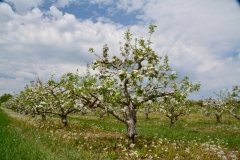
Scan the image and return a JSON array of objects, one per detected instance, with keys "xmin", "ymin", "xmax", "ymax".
[{"xmin": 0, "ymin": 0, "xmax": 240, "ymax": 100}]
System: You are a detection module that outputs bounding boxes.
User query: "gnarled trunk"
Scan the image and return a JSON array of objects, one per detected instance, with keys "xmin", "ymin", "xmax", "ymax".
[
  {"xmin": 126, "ymin": 102, "xmax": 137, "ymax": 143},
  {"xmin": 166, "ymin": 114, "xmax": 175, "ymax": 127}
]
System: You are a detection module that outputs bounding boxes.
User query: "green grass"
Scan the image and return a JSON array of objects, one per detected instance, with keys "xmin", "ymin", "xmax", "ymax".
[
  {"xmin": 1, "ymin": 108, "xmax": 240, "ymax": 159},
  {"xmin": 69, "ymin": 112, "xmax": 240, "ymax": 149},
  {"xmin": 0, "ymin": 109, "xmax": 53, "ymax": 160}
]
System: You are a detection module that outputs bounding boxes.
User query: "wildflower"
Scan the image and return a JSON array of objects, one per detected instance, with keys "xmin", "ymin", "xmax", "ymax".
[
  {"xmin": 185, "ymin": 147, "xmax": 190, "ymax": 153},
  {"xmin": 130, "ymin": 143, "xmax": 135, "ymax": 148}
]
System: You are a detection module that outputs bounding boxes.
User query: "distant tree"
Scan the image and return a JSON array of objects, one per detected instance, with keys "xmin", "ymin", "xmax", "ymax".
[
  {"xmin": 34, "ymin": 72, "xmax": 84, "ymax": 126},
  {"xmin": 203, "ymin": 90, "xmax": 228, "ymax": 124},
  {"xmin": 159, "ymin": 94, "xmax": 192, "ymax": 127},
  {"xmin": 139, "ymin": 102, "xmax": 157, "ymax": 120},
  {"xmin": 0, "ymin": 93, "xmax": 13, "ymax": 105},
  {"xmin": 88, "ymin": 24, "xmax": 200, "ymax": 143}
]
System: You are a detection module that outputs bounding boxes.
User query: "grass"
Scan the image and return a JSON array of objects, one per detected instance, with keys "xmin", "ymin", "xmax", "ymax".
[
  {"xmin": 1, "ymin": 108, "xmax": 240, "ymax": 159},
  {"xmin": 70, "ymin": 112, "xmax": 240, "ymax": 149},
  {"xmin": 0, "ymin": 109, "xmax": 56, "ymax": 160}
]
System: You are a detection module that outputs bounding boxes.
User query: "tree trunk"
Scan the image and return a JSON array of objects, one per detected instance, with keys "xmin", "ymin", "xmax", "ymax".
[
  {"xmin": 42, "ymin": 113, "xmax": 46, "ymax": 121},
  {"xmin": 126, "ymin": 102, "xmax": 137, "ymax": 143},
  {"xmin": 61, "ymin": 114, "xmax": 68, "ymax": 126},
  {"xmin": 145, "ymin": 113, "xmax": 149, "ymax": 119},
  {"xmin": 170, "ymin": 117, "xmax": 175, "ymax": 127},
  {"xmin": 215, "ymin": 114, "xmax": 221, "ymax": 124}
]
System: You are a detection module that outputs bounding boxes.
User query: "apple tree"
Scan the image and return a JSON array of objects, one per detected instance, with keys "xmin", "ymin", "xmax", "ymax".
[
  {"xmin": 203, "ymin": 90, "xmax": 228, "ymax": 124},
  {"xmin": 88, "ymin": 24, "xmax": 200, "ymax": 143}
]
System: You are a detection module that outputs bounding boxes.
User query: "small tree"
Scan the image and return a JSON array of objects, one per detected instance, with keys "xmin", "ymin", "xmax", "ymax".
[
  {"xmin": 139, "ymin": 102, "xmax": 157, "ymax": 120},
  {"xmin": 0, "ymin": 93, "xmax": 13, "ymax": 105},
  {"xmin": 159, "ymin": 95, "xmax": 192, "ymax": 127},
  {"xmin": 203, "ymin": 90, "xmax": 228, "ymax": 124},
  {"xmin": 33, "ymin": 72, "xmax": 83, "ymax": 126},
  {"xmin": 88, "ymin": 24, "xmax": 200, "ymax": 143}
]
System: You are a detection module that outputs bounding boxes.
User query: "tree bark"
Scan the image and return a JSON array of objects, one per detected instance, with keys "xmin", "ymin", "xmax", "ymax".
[
  {"xmin": 170, "ymin": 117, "xmax": 175, "ymax": 127},
  {"xmin": 166, "ymin": 114, "xmax": 175, "ymax": 127},
  {"xmin": 61, "ymin": 114, "xmax": 68, "ymax": 126},
  {"xmin": 126, "ymin": 102, "xmax": 137, "ymax": 143},
  {"xmin": 215, "ymin": 114, "xmax": 221, "ymax": 124}
]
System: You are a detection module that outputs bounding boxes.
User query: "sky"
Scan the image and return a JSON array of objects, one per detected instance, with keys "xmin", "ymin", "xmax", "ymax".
[{"xmin": 0, "ymin": 0, "xmax": 240, "ymax": 100}]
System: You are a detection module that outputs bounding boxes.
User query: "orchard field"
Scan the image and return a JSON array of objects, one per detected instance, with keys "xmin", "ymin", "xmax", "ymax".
[
  {"xmin": 0, "ymin": 106, "xmax": 239, "ymax": 160},
  {"xmin": 1, "ymin": 25, "xmax": 240, "ymax": 159}
]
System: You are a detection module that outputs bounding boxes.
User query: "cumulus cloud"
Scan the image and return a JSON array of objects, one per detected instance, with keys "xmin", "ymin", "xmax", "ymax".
[{"xmin": 0, "ymin": 2, "xmax": 126, "ymax": 95}]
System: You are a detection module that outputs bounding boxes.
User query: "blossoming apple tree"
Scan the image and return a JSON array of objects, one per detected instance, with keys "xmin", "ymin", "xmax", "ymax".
[
  {"xmin": 203, "ymin": 90, "xmax": 228, "ymax": 124},
  {"xmin": 159, "ymin": 93, "xmax": 193, "ymax": 127},
  {"xmin": 88, "ymin": 24, "xmax": 200, "ymax": 143},
  {"xmin": 31, "ymin": 72, "xmax": 85, "ymax": 126}
]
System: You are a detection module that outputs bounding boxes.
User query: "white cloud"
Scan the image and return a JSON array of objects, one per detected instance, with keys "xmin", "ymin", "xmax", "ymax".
[
  {"xmin": 0, "ymin": 2, "xmax": 16, "ymax": 22},
  {"xmin": 0, "ymin": 2, "xmax": 127, "ymax": 95},
  {"xmin": 46, "ymin": 6, "xmax": 63, "ymax": 19},
  {"xmin": 53, "ymin": 0, "xmax": 78, "ymax": 8},
  {"xmin": 5, "ymin": 0, "xmax": 44, "ymax": 14},
  {"xmin": 116, "ymin": 0, "xmax": 146, "ymax": 13}
]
